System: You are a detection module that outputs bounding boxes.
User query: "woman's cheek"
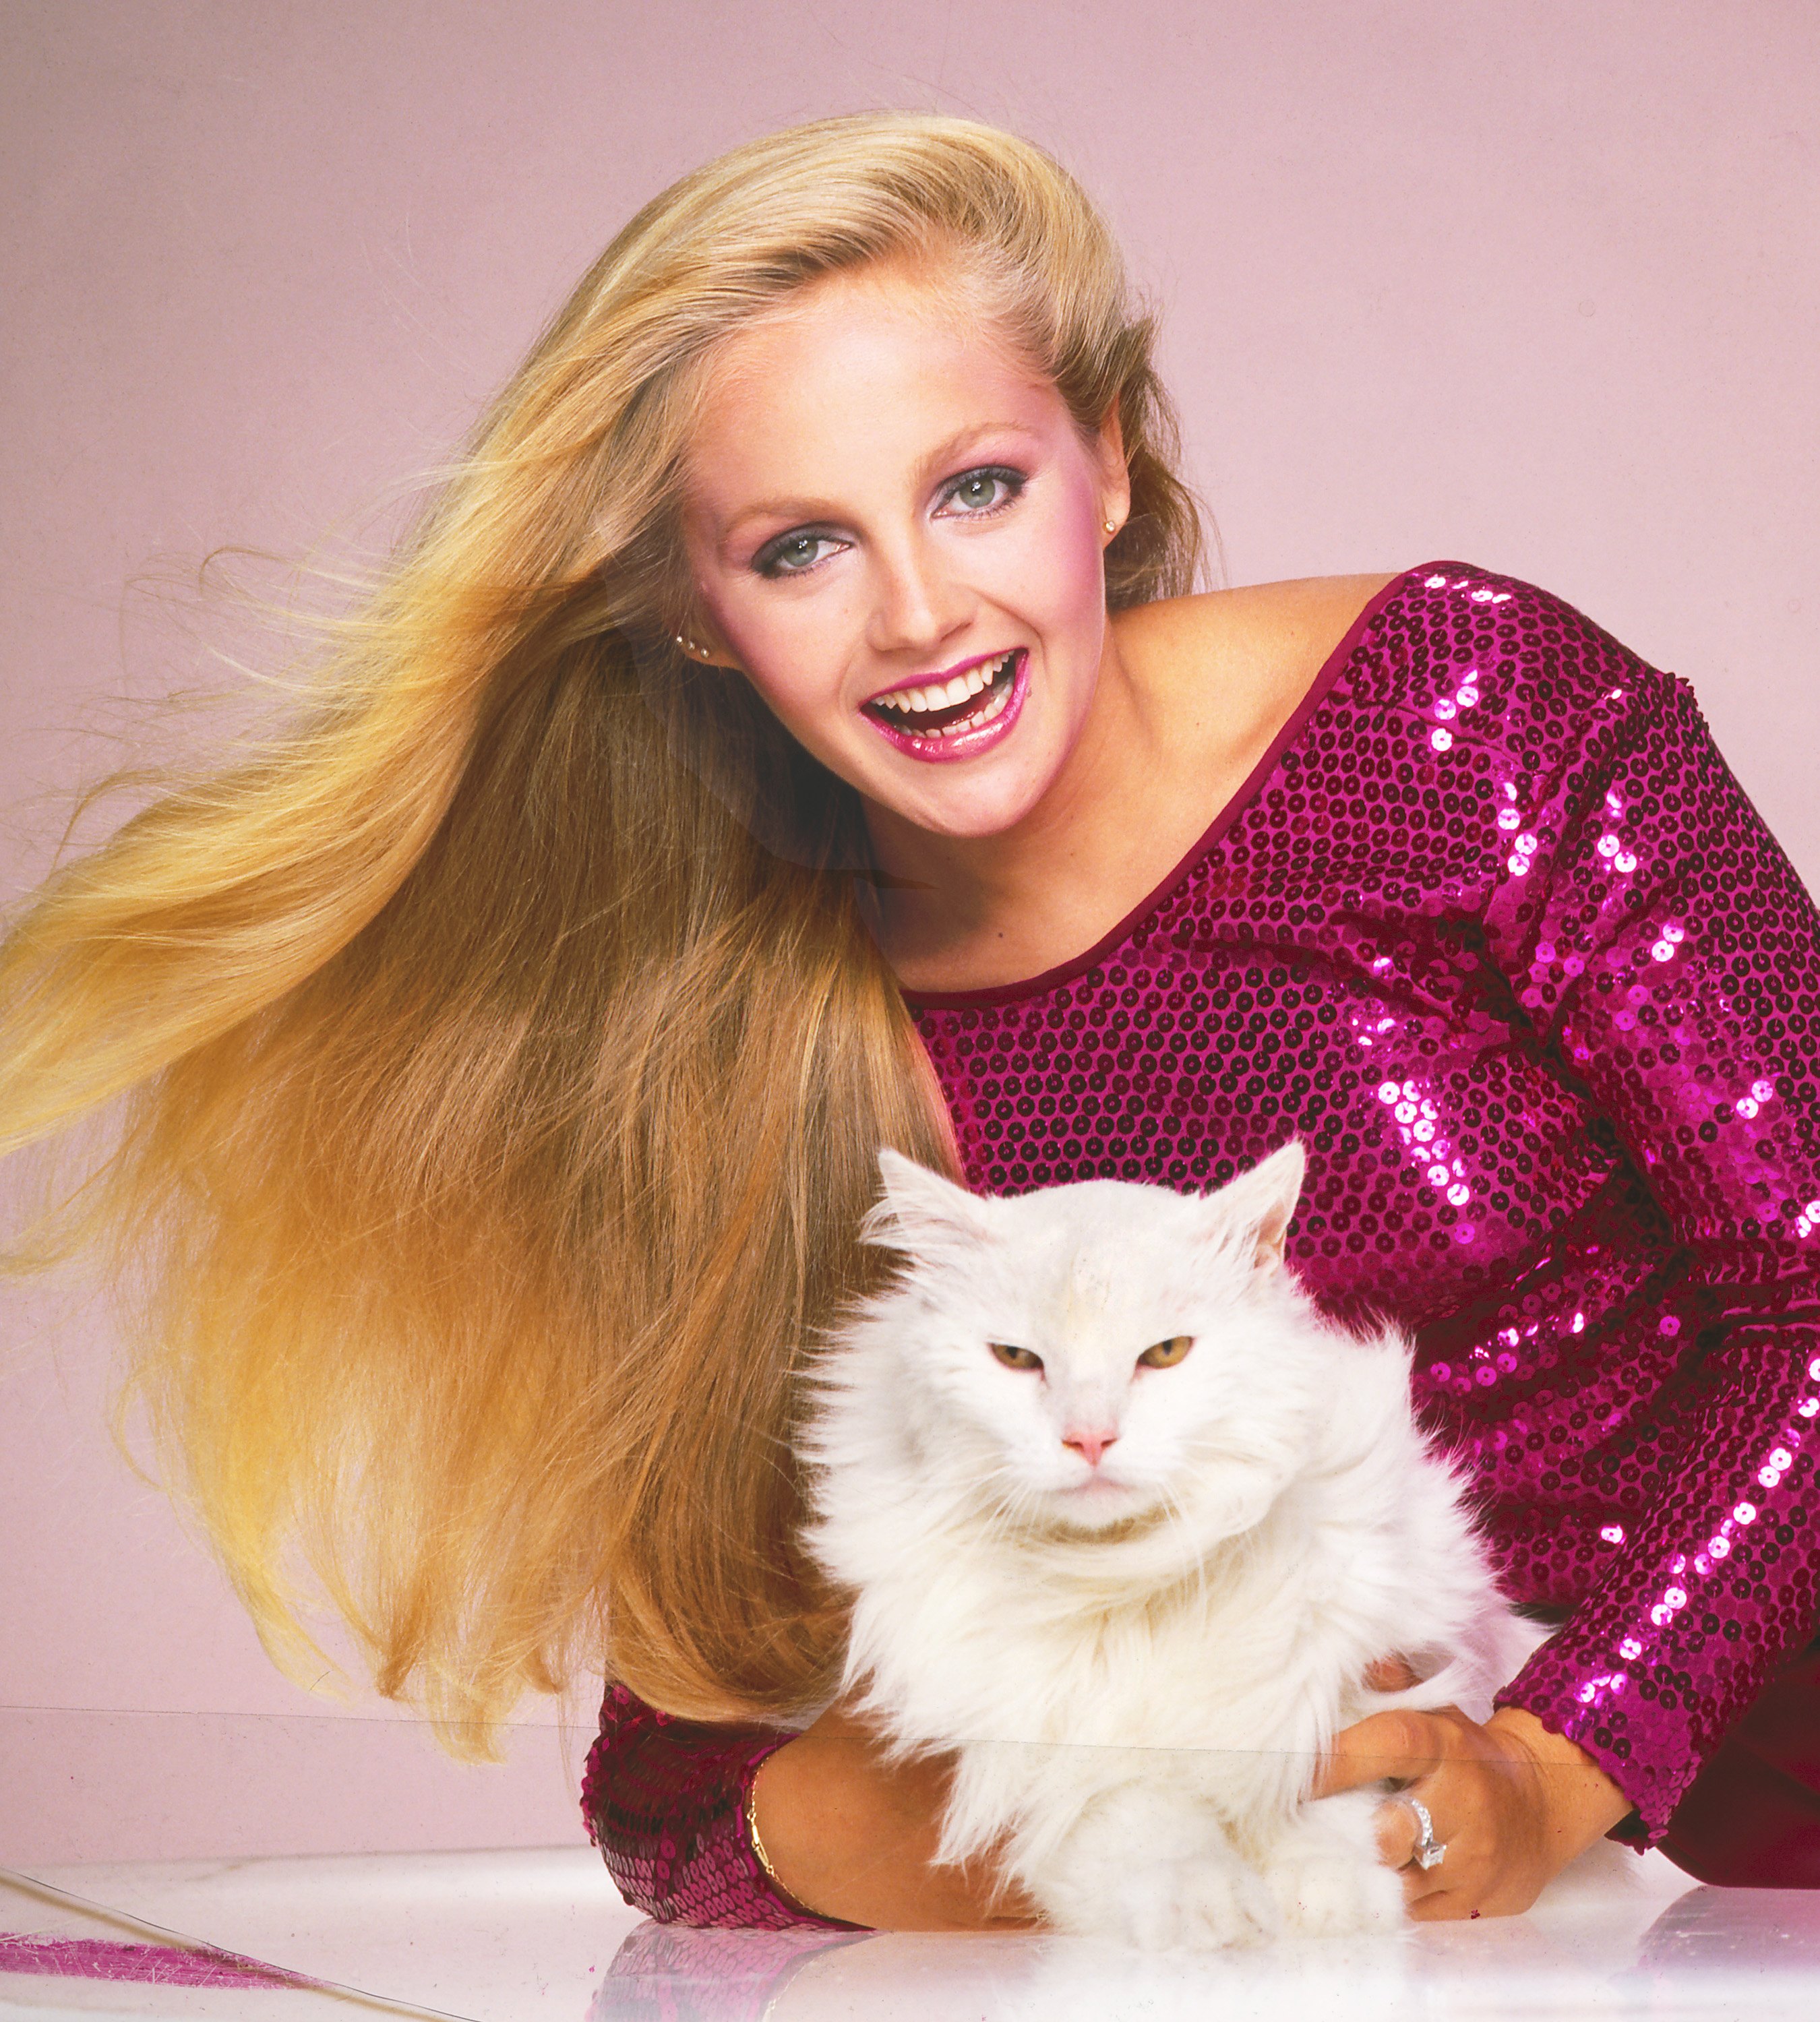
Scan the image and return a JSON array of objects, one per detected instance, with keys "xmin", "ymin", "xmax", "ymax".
[
  {"xmin": 1001, "ymin": 511, "xmax": 1109, "ymax": 700},
  {"xmin": 1017, "ymin": 492, "xmax": 1109, "ymax": 626},
  {"xmin": 723, "ymin": 597, "xmax": 854, "ymax": 739}
]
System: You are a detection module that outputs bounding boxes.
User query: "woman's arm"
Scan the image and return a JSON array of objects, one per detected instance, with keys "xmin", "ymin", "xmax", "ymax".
[
  {"xmin": 749, "ymin": 1705, "xmax": 1037, "ymax": 1930},
  {"xmin": 582, "ymin": 1682, "xmax": 1031, "ymax": 1930},
  {"xmin": 1478, "ymin": 650, "xmax": 1820, "ymax": 1839},
  {"xmin": 1323, "ymin": 617, "xmax": 1820, "ymax": 1912},
  {"xmin": 580, "ymin": 1682, "xmax": 840, "ymax": 1930}
]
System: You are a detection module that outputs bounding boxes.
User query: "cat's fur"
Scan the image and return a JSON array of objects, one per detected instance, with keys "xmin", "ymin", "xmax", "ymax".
[{"xmin": 800, "ymin": 1142, "xmax": 1543, "ymax": 1948}]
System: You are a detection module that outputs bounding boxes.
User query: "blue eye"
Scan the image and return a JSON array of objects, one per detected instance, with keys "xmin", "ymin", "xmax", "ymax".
[
  {"xmin": 940, "ymin": 466, "xmax": 1024, "ymax": 516},
  {"xmin": 754, "ymin": 530, "xmax": 842, "ymax": 578}
]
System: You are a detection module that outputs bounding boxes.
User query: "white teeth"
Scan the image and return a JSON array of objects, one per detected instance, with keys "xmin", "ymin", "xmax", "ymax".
[
  {"xmin": 873, "ymin": 652, "xmax": 1018, "ymax": 725},
  {"xmin": 937, "ymin": 667, "xmax": 1017, "ymax": 735}
]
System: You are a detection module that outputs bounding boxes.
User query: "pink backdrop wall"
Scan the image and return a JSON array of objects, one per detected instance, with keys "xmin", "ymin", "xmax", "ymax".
[{"xmin": 3, "ymin": 1, "xmax": 1817, "ymax": 1865}]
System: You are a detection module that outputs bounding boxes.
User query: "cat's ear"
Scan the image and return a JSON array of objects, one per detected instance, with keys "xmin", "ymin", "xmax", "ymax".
[
  {"xmin": 1199, "ymin": 1139, "xmax": 1306, "ymax": 1274},
  {"xmin": 865, "ymin": 1148, "xmax": 993, "ymax": 1253}
]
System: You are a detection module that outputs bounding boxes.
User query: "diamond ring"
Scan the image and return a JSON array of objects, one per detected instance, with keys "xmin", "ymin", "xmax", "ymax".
[{"xmin": 1399, "ymin": 1795, "xmax": 1447, "ymax": 1872}]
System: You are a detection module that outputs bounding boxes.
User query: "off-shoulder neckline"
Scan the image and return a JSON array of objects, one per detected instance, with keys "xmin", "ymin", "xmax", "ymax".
[{"xmin": 900, "ymin": 563, "xmax": 1432, "ymax": 1012}]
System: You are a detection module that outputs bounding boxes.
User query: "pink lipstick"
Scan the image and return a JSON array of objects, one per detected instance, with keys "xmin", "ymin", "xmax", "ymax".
[{"xmin": 861, "ymin": 649, "xmax": 1027, "ymax": 763}]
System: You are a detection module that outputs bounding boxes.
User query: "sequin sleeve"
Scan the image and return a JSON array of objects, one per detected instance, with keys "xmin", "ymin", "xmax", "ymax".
[
  {"xmin": 1482, "ymin": 657, "xmax": 1820, "ymax": 1836},
  {"xmin": 581, "ymin": 1682, "xmax": 851, "ymax": 1929}
]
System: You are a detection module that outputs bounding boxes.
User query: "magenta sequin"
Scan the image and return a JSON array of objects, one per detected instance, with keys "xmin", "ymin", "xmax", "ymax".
[
  {"xmin": 585, "ymin": 563, "xmax": 1820, "ymax": 1925},
  {"xmin": 583, "ymin": 1684, "xmax": 855, "ymax": 1932}
]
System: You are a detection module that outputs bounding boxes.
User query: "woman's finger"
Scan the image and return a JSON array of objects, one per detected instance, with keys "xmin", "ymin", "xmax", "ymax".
[
  {"xmin": 1310, "ymin": 1707, "xmax": 1444, "ymax": 1798},
  {"xmin": 1372, "ymin": 1793, "xmax": 1420, "ymax": 1868},
  {"xmin": 1407, "ymin": 1885, "xmax": 1475, "ymax": 1922},
  {"xmin": 1374, "ymin": 1787, "xmax": 1465, "ymax": 1904}
]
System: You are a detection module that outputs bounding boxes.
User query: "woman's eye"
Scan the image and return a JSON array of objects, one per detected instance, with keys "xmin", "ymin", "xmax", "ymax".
[
  {"xmin": 754, "ymin": 530, "xmax": 841, "ymax": 578},
  {"xmin": 990, "ymin": 1341, "xmax": 1043, "ymax": 1372},
  {"xmin": 1136, "ymin": 1336, "xmax": 1193, "ymax": 1370},
  {"xmin": 940, "ymin": 467, "xmax": 1023, "ymax": 516}
]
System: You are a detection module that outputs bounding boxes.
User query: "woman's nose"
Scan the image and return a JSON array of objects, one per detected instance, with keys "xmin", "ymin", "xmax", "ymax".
[{"xmin": 864, "ymin": 535, "xmax": 969, "ymax": 656}]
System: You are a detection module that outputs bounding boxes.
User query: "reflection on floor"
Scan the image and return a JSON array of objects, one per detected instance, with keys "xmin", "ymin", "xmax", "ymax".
[{"xmin": 3, "ymin": 1843, "xmax": 1817, "ymax": 2021}]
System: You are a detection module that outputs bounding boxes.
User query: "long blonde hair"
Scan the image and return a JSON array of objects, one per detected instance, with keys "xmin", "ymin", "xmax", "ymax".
[{"xmin": 0, "ymin": 114, "xmax": 1203, "ymax": 1748}]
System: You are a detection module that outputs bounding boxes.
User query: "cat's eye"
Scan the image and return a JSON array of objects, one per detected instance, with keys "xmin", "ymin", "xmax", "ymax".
[
  {"xmin": 990, "ymin": 1342, "xmax": 1043, "ymax": 1372},
  {"xmin": 1136, "ymin": 1335, "xmax": 1194, "ymax": 1370}
]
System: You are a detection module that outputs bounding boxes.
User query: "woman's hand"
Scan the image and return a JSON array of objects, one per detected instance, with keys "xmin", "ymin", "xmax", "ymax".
[
  {"xmin": 1313, "ymin": 1698, "xmax": 1635, "ymax": 1919},
  {"xmin": 748, "ymin": 1702, "xmax": 1039, "ymax": 1931}
]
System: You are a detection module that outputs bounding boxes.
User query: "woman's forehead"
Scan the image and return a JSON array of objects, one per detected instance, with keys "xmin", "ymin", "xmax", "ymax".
[{"xmin": 681, "ymin": 268, "xmax": 1062, "ymax": 521}]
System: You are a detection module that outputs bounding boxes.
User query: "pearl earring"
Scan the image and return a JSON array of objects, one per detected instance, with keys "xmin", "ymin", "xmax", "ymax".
[{"xmin": 1103, "ymin": 519, "xmax": 1118, "ymax": 534}]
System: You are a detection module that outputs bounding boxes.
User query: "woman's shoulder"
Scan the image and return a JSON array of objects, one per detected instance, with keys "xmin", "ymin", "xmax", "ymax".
[
  {"xmin": 1145, "ymin": 569, "xmax": 1405, "ymax": 641},
  {"xmin": 1367, "ymin": 562, "xmax": 1681, "ymax": 746},
  {"xmin": 1122, "ymin": 561, "xmax": 1676, "ymax": 750},
  {"xmin": 1112, "ymin": 572, "xmax": 1404, "ymax": 774},
  {"xmin": 1115, "ymin": 570, "xmax": 1403, "ymax": 715}
]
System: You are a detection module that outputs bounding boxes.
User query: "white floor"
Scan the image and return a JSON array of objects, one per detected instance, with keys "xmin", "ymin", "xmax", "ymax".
[{"xmin": 3, "ymin": 1843, "xmax": 1819, "ymax": 2021}]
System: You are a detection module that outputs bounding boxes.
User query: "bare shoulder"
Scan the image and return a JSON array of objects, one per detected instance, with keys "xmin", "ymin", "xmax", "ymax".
[{"xmin": 1114, "ymin": 570, "xmax": 1405, "ymax": 719}]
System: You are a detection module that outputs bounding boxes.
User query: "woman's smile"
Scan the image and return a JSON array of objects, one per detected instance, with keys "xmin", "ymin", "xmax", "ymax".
[{"xmin": 861, "ymin": 647, "xmax": 1029, "ymax": 760}]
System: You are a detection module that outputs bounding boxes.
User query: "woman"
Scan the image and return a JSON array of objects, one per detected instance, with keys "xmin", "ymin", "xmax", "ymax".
[{"xmin": 3, "ymin": 114, "xmax": 1817, "ymax": 1933}]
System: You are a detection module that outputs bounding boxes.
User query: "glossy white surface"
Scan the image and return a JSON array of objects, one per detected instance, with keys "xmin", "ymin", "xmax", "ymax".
[{"xmin": 3, "ymin": 1845, "xmax": 1816, "ymax": 2021}]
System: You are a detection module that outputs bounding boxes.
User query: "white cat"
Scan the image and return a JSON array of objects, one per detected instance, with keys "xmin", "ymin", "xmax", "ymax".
[{"xmin": 800, "ymin": 1141, "xmax": 1544, "ymax": 1949}]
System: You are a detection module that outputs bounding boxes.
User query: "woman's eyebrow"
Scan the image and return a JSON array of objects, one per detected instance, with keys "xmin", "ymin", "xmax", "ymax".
[
  {"xmin": 915, "ymin": 418, "xmax": 1045, "ymax": 480},
  {"xmin": 718, "ymin": 493, "xmax": 844, "ymax": 545},
  {"xmin": 717, "ymin": 421, "xmax": 1047, "ymax": 547}
]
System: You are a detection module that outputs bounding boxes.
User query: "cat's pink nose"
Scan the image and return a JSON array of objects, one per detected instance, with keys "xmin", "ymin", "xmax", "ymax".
[{"xmin": 1064, "ymin": 1431, "xmax": 1118, "ymax": 1468}]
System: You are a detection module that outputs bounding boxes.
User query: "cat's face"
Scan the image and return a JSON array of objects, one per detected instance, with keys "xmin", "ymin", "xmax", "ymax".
[{"xmin": 857, "ymin": 1144, "xmax": 1320, "ymax": 1541}]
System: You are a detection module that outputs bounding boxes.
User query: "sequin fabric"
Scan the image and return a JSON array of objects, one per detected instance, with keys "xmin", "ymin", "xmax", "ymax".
[
  {"xmin": 584, "ymin": 563, "xmax": 1820, "ymax": 1925},
  {"xmin": 582, "ymin": 1684, "xmax": 853, "ymax": 1932}
]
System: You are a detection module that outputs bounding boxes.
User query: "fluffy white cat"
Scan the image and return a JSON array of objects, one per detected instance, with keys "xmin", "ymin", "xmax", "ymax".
[{"xmin": 800, "ymin": 1141, "xmax": 1544, "ymax": 1949}]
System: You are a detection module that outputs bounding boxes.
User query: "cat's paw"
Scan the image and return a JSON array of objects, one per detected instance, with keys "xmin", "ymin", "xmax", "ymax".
[
  {"xmin": 1265, "ymin": 1843, "xmax": 1405, "ymax": 1937},
  {"xmin": 1107, "ymin": 1854, "xmax": 1279, "ymax": 1951}
]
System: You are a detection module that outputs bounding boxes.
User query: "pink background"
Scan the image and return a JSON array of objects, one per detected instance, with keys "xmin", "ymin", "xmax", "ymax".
[{"xmin": 3, "ymin": 1, "xmax": 1816, "ymax": 1865}]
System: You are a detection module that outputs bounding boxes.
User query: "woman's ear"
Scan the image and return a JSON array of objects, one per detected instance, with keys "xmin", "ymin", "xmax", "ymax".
[
  {"xmin": 1096, "ymin": 402, "xmax": 1132, "ymax": 539},
  {"xmin": 673, "ymin": 594, "xmax": 746, "ymax": 673}
]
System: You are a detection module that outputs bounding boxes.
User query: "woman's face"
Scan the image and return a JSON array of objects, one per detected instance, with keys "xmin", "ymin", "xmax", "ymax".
[{"xmin": 679, "ymin": 262, "xmax": 1129, "ymax": 842}]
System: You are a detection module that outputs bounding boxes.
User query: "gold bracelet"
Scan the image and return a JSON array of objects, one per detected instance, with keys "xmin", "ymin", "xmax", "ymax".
[{"xmin": 745, "ymin": 1759, "xmax": 787, "ymax": 1891}]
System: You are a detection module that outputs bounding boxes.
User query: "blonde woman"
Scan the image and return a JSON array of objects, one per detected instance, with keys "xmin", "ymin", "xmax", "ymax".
[{"xmin": 5, "ymin": 115, "xmax": 1819, "ymax": 1934}]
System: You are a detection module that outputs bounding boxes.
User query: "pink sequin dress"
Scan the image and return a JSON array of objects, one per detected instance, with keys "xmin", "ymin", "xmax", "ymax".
[{"xmin": 582, "ymin": 563, "xmax": 1820, "ymax": 1924}]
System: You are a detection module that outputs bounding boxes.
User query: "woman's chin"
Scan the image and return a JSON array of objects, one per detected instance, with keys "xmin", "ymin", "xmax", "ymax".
[{"xmin": 865, "ymin": 764, "xmax": 1060, "ymax": 846}]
